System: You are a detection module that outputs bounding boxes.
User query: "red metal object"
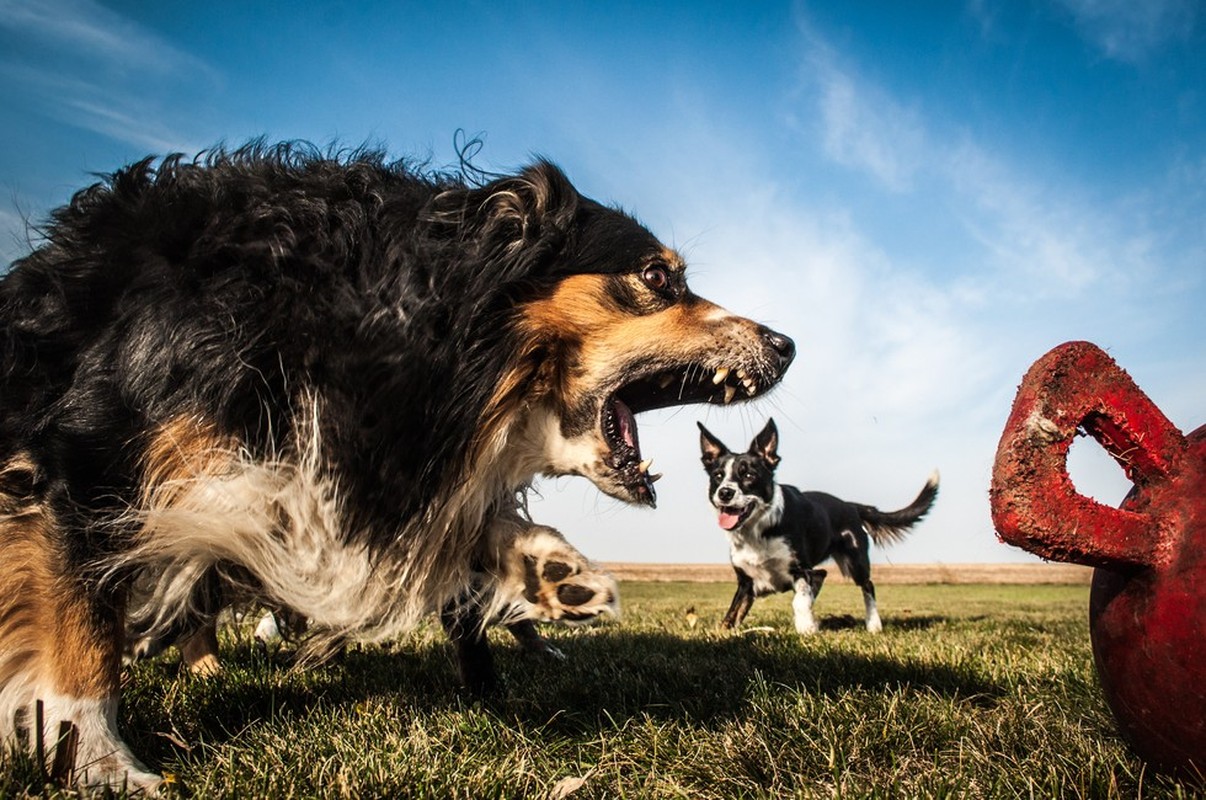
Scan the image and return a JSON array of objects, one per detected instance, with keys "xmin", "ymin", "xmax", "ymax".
[{"xmin": 990, "ymin": 341, "xmax": 1205, "ymax": 779}]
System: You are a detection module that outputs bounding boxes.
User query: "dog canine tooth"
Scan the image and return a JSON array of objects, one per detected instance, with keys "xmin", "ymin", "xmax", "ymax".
[
  {"xmin": 638, "ymin": 459, "xmax": 653, "ymax": 474},
  {"xmin": 723, "ymin": 384, "xmax": 737, "ymax": 404},
  {"xmin": 649, "ymin": 472, "xmax": 663, "ymax": 483},
  {"xmin": 712, "ymin": 367, "xmax": 730, "ymax": 385},
  {"xmin": 657, "ymin": 373, "xmax": 675, "ymax": 389}
]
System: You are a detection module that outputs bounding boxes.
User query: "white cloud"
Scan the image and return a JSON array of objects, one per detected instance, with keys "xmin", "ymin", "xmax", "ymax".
[
  {"xmin": 60, "ymin": 98, "xmax": 203, "ymax": 156},
  {"xmin": 0, "ymin": 0, "xmax": 212, "ymax": 75},
  {"xmin": 940, "ymin": 139, "xmax": 1150, "ymax": 295},
  {"xmin": 1054, "ymin": 0, "xmax": 1199, "ymax": 62},
  {"xmin": 815, "ymin": 69, "xmax": 927, "ymax": 193},
  {"xmin": 794, "ymin": 27, "xmax": 927, "ymax": 193},
  {"xmin": 0, "ymin": 0, "xmax": 218, "ymax": 153},
  {"xmin": 793, "ymin": 21, "xmax": 1155, "ymax": 302}
]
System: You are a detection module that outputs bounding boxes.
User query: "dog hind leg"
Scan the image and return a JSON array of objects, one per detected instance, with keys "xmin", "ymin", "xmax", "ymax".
[
  {"xmin": 439, "ymin": 598, "xmax": 499, "ymax": 696},
  {"xmin": 0, "ymin": 503, "xmax": 160, "ymax": 791},
  {"xmin": 859, "ymin": 578, "xmax": 882, "ymax": 633},
  {"xmin": 835, "ymin": 532, "xmax": 883, "ymax": 633}
]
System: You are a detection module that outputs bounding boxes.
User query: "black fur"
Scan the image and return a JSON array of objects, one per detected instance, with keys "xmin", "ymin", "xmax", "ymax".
[
  {"xmin": 1, "ymin": 142, "xmax": 664, "ymax": 559},
  {"xmin": 0, "ymin": 141, "xmax": 796, "ymax": 788}
]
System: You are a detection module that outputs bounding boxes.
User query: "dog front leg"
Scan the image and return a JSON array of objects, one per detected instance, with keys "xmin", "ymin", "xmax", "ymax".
[
  {"xmin": 720, "ymin": 570, "xmax": 755, "ymax": 629},
  {"xmin": 791, "ymin": 573, "xmax": 819, "ymax": 635},
  {"xmin": 439, "ymin": 599, "xmax": 499, "ymax": 697},
  {"xmin": 505, "ymin": 619, "xmax": 566, "ymax": 659},
  {"xmin": 0, "ymin": 506, "xmax": 161, "ymax": 791}
]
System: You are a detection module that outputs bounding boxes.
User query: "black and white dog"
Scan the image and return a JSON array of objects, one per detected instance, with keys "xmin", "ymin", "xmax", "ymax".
[{"xmin": 699, "ymin": 419, "xmax": 938, "ymax": 634}]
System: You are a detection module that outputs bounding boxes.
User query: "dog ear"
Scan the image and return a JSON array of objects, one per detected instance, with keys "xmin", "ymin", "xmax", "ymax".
[
  {"xmin": 433, "ymin": 160, "xmax": 579, "ymax": 273},
  {"xmin": 750, "ymin": 418, "xmax": 781, "ymax": 468},
  {"xmin": 697, "ymin": 422, "xmax": 730, "ymax": 469}
]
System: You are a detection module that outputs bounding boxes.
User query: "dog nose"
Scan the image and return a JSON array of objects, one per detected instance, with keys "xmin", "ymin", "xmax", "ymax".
[
  {"xmin": 717, "ymin": 487, "xmax": 735, "ymax": 503},
  {"xmin": 760, "ymin": 327, "xmax": 796, "ymax": 373}
]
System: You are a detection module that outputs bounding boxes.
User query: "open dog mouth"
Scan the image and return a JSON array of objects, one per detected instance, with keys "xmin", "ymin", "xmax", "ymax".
[
  {"xmin": 602, "ymin": 363, "xmax": 776, "ymax": 507},
  {"xmin": 716, "ymin": 503, "xmax": 754, "ymax": 531}
]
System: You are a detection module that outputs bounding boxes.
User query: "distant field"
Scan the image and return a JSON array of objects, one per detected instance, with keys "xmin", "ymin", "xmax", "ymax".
[
  {"xmin": 603, "ymin": 561, "xmax": 1094, "ymax": 584},
  {"xmin": 4, "ymin": 579, "xmax": 1197, "ymax": 798}
]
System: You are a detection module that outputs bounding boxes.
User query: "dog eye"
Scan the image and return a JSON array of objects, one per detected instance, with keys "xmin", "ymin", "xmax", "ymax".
[{"xmin": 641, "ymin": 264, "xmax": 670, "ymax": 292}]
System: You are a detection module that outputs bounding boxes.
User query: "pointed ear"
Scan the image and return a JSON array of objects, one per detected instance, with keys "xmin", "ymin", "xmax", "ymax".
[
  {"xmin": 428, "ymin": 160, "xmax": 579, "ymax": 269},
  {"xmin": 750, "ymin": 418, "xmax": 781, "ymax": 468},
  {"xmin": 697, "ymin": 422, "xmax": 730, "ymax": 469}
]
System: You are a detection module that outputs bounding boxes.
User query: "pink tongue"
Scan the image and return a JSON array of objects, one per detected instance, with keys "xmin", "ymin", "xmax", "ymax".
[
  {"xmin": 614, "ymin": 398, "xmax": 638, "ymax": 449},
  {"xmin": 718, "ymin": 511, "xmax": 741, "ymax": 530}
]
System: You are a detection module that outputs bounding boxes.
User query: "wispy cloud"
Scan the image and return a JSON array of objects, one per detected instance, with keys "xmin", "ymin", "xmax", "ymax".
[
  {"xmin": 940, "ymin": 139, "xmax": 1152, "ymax": 295},
  {"xmin": 795, "ymin": 18, "xmax": 1155, "ymax": 301},
  {"xmin": 0, "ymin": 0, "xmax": 219, "ymax": 153},
  {"xmin": 1053, "ymin": 0, "xmax": 1199, "ymax": 62},
  {"xmin": 0, "ymin": 0, "xmax": 212, "ymax": 75},
  {"xmin": 793, "ymin": 25, "xmax": 927, "ymax": 193},
  {"xmin": 816, "ymin": 68, "xmax": 926, "ymax": 193}
]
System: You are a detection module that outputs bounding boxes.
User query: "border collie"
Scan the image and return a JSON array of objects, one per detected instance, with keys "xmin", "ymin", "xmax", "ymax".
[
  {"xmin": 0, "ymin": 142, "xmax": 794, "ymax": 790},
  {"xmin": 698, "ymin": 419, "xmax": 936, "ymax": 635}
]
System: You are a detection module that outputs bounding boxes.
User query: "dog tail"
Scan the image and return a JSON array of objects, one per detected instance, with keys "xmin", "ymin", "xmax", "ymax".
[{"xmin": 856, "ymin": 470, "xmax": 939, "ymax": 547}]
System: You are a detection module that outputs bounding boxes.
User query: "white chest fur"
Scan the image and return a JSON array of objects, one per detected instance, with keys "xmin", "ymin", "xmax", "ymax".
[{"xmin": 725, "ymin": 486, "xmax": 793, "ymax": 596}]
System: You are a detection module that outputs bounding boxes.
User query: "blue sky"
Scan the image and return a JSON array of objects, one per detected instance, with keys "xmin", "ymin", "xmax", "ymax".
[{"xmin": 1, "ymin": 0, "xmax": 1203, "ymax": 565}]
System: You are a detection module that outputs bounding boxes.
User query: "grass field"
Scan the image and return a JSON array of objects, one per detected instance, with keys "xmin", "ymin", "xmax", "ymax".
[{"xmin": 3, "ymin": 580, "xmax": 1200, "ymax": 798}]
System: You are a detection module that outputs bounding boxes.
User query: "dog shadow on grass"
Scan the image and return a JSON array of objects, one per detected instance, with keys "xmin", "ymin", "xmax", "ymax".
[
  {"xmin": 495, "ymin": 626, "xmax": 1006, "ymax": 730},
  {"xmin": 125, "ymin": 618, "xmax": 1004, "ymax": 770}
]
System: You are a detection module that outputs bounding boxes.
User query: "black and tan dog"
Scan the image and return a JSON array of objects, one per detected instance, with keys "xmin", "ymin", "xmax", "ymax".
[
  {"xmin": 699, "ymin": 419, "xmax": 936, "ymax": 635},
  {"xmin": 0, "ymin": 142, "xmax": 794, "ymax": 790}
]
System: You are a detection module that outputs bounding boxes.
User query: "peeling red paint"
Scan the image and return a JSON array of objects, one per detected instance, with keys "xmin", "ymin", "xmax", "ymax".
[{"xmin": 990, "ymin": 340, "xmax": 1204, "ymax": 779}]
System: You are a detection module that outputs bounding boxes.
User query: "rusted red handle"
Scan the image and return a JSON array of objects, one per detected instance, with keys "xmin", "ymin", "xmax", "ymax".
[{"xmin": 990, "ymin": 341, "xmax": 1186, "ymax": 570}]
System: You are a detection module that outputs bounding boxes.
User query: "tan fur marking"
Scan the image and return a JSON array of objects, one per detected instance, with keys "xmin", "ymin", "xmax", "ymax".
[
  {"xmin": 0, "ymin": 503, "xmax": 118, "ymax": 701},
  {"xmin": 514, "ymin": 274, "xmax": 764, "ymax": 405},
  {"xmin": 141, "ymin": 415, "xmax": 234, "ymax": 508}
]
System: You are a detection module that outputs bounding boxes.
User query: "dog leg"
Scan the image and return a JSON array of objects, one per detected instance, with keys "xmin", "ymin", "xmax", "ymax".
[
  {"xmin": 791, "ymin": 574, "xmax": 819, "ymax": 635},
  {"xmin": 439, "ymin": 599, "xmax": 499, "ymax": 696},
  {"xmin": 0, "ymin": 504, "xmax": 161, "ymax": 792},
  {"xmin": 505, "ymin": 619, "xmax": 566, "ymax": 659},
  {"xmin": 860, "ymin": 579, "xmax": 882, "ymax": 633},
  {"xmin": 178, "ymin": 619, "xmax": 222, "ymax": 676},
  {"xmin": 720, "ymin": 570, "xmax": 755, "ymax": 629}
]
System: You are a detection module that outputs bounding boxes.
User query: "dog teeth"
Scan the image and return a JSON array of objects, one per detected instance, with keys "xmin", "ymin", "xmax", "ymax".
[
  {"xmin": 723, "ymin": 384, "xmax": 737, "ymax": 404},
  {"xmin": 638, "ymin": 459, "xmax": 653, "ymax": 474},
  {"xmin": 712, "ymin": 367, "xmax": 730, "ymax": 385},
  {"xmin": 657, "ymin": 373, "xmax": 675, "ymax": 389},
  {"xmin": 736, "ymin": 367, "xmax": 756, "ymax": 396},
  {"xmin": 649, "ymin": 472, "xmax": 663, "ymax": 483}
]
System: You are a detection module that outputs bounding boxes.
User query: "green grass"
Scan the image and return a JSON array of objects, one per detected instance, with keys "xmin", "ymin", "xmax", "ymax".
[{"xmin": 3, "ymin": 582, "xmax": 1200, "ymax": 798}]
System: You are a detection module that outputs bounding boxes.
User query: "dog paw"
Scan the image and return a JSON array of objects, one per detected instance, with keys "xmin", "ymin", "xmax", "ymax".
[
  {"xmin": 866, "ymin": 614, "xmax": 883, "ymax": 634},
  {"xmin": 501, "ymin": 525, "xmax": 620, "ymax": 624}
]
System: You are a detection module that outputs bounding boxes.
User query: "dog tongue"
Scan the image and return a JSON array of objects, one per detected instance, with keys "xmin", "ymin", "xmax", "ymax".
[
  {"xmin": 718, "ymin": 510, "xmax": 742, "ymax": 530},
  {"xmin": 614, "ymin": 397, "xmax": 639, "ymax": 452}
]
